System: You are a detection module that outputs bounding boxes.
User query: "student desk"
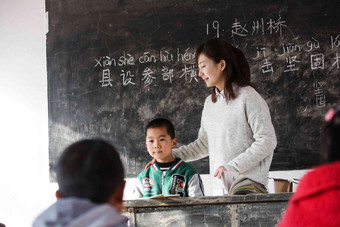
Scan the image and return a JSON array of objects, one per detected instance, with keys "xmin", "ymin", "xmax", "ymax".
[{"xmin": 123, "ymin": 193, "xmax": 292, "ymax": 226}]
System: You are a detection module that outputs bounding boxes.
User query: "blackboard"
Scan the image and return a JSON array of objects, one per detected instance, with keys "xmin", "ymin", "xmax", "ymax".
[{"xmin": 46, "ymin": 0, "xmax": 340, "ymax": 180}]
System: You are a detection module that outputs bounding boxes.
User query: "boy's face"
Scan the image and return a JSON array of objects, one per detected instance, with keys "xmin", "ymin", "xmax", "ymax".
[{"xmin": 146, "ymin": 126, "xmax": 177, "ymax": 163}]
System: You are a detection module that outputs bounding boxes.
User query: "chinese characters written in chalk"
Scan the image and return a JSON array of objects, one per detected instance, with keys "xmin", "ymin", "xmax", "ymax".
[
  {"xmin": 251, "ymin": 35, "xmax": 340, "ymax": 75},
  {"xmin": 206, "ymin": 16, "xmax": 288, "ymax": 39},
  {"xmin": 94, "ymin": 48, "xmax": 199, "ymax": 88},
  {"xmin": 314, "ymin": 81, "xmax": 326, "ymax": 107}
]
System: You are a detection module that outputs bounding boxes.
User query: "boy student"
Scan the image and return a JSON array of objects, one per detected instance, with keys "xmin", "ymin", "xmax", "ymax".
[
  {"xmin": 134, "ymin": 118, "xmax": 204, "ymax": 198},
  {"xmin": 33, "ymin": 139, "xmax": 128, "ymax": 227}
]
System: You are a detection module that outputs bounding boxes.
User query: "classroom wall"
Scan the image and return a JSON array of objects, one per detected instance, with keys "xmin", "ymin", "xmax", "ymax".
[
  {"xmin": 0, "ymin": 0, "xmax": 58, "ymax": 226},
  {"xmin": 0, "ymin": 1, "xmax": 308, "ymax": 226}
]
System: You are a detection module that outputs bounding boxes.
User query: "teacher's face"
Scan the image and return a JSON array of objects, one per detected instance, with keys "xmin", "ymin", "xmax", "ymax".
[{"xmin": 198, "ymin": 53, "xmax": 226, "ymax": 91}]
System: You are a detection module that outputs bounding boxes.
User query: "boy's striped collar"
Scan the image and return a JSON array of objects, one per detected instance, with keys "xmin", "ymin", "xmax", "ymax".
[
  {"xmin": 171, "ymin": 160, "xmax": 183, "ymax": 170},
  {"xmin": 152, "ymin": 158, "xmax": 183, "ymax": 171}
]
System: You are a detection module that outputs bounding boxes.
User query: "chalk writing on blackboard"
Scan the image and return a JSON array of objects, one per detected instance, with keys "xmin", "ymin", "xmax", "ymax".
[
  {"xmin": 160, "ymin": 51, "xmax": 174, "ymax": 62},
  {"xmin": 278, "ymin": 43, "xmax": 301, "ymax": 56},
  {"xmin": 311, "ymin": 54, "xmax": 324, "ymax": 70},
  {"xmin": 120, "ymin": 70, "xmax": 136, "ymax": 86},
  {"xmin": 94, "ymin": 48, "xmax": 195, "ymax": 67},
  {"xmin": 181, "ymin": 64, "xmax": 199, "ymax": 83},
  {"xmin": 93, "ymin": 35, "xmax": 339, "ymax": 104},
  {"xmin": 251, "ymin": 18, "xmax": 265, "ymax": 36},
  {"xmin": 231, "ymin": 15, "xmax": 287, "ymax": 37},
  {"xmin": 333, "ymin": 53, "xmax": 340, "ymax": 68},
  {"xmin": 142, "ymin": 67, "xmax": 156, "ymax": 87},
  {"xmin": 277, "ymin": 38, "xmax": 320, "ymax": 57},
  {"xmin": 139, "ymin": 52, "xmax": 157, "ymax": 64},
  {"xmin": 314, "ymin": 81, "xmax": 326, "ymax": 108},
  {"xmin": 94, "ymin": 47, "xmax": 197, "ymax": 88},
  {"xmin": 162, "ymin": 66, "xmax": 174, "ymax": 83},
  {"xmin": 331, "ymin": 35, "xmax": 340, "ymax": 49},
  {"xmin": 99, "ymin": 69, "xmax": 113, "ymax": 87},
  {"xmin": 252, "ymin": 47, "xmax": 274, "ymax": 74},
  {"xmin": 206, "ymin": 21, "xmax": 220, "ymax": 38},
  {"xmin": 283, "ymin": 56, "xmax": 300, "ymax": 73}
]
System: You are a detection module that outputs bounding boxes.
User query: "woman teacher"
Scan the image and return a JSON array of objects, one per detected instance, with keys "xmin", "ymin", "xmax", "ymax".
[{"xmin": 148, "ymin": 38, "xmax": 277, "ymax": 195}]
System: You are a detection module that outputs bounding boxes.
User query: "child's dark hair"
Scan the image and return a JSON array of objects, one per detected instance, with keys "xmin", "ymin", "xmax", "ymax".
[
  {"xmin": 145, "ymin": 118, "xmax": 176, "ymax": 139},
  {"xmin": 320, "ymin": 107, "xmax": 340, "ymax": 163},
  {"xmin": 56, "ymin": 139, "xmax": 124, "ymax": 203}
]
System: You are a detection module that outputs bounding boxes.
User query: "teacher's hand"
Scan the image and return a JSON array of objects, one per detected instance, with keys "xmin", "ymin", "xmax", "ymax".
[
  {"xmin": 144, "ymin": 158, "xmax": 156, "ymax": 169},
  {"xmin": 214, "ymin": 165, "xmax": 227, "ymax": 179}
]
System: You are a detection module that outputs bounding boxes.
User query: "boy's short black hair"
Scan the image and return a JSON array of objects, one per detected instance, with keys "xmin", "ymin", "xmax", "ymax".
[
  {"xmin": 56, "ymin": 139, "xmax": 124, "ymax": 203},
  {"xmin": 145, "ymin": 118, "xmax": 176, "ymax": 139}
]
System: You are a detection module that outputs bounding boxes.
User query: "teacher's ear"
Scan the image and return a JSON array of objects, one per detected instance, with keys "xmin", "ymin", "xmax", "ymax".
[{"xmin": 220, "ymin": 59, "xmax": 226, "ymax": 71}]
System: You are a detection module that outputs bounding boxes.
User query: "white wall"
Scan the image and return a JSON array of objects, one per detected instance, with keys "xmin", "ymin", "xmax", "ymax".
[
  {"xmin": 0, "ymin": 0, "xmax": 58, "ymax": 226},
  {"xmin": 0, "ymin": 1, "xmax": 309, "ymax": 226}
]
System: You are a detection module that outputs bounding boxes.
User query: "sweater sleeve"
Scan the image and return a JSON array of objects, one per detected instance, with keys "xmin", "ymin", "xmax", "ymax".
[
  {"xmin": 187, "ymin": 173, "xmax": 205, "ymax": 197},
  {"xmin": 225, "ymin": 89, "xmax": 277, "ymax": 173},
  {"xmin": 172, "ymin": 117, "xmax": 209, "ymax": 162}
]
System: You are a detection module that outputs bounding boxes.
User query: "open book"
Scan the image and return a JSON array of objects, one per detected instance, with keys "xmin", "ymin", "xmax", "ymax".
[
  {"xmin": 221, "ymin": 171, "xmax": 266, "ymax": 195},
  {"xmin": 149, "ymin": 194, "xmax": 180, "ymax": 199}
]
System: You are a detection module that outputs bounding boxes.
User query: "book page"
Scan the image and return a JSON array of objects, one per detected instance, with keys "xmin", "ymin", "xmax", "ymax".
[
  {"xmin": 149, "ymin": 194, "xmax": 180, "ymax": 199},
  {"xmin": 221, "ymin": 171, "xmax": 239, "ymax": 193}
]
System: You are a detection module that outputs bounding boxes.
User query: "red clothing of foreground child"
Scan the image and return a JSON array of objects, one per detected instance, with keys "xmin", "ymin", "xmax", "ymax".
[
  {"xmin": 279, "ymin": 106, "xmax": 340, "ymax": 227},
  {"xmin": 278, "ymin": 162, "xmax": 340, "ymax": 227}
]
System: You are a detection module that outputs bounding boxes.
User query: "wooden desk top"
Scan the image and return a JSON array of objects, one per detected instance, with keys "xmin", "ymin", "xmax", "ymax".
[{"xmin": 123, "ymin": 193, "xmax": 292, "ymax": 211}]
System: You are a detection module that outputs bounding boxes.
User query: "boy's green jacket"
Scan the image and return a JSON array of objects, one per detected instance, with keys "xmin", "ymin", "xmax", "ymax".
[{"xmin": 135, "ymin": 158, "xmax": 204, "ymax": 197}]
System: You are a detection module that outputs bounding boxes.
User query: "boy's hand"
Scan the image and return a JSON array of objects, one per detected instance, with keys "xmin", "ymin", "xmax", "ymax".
[
  {"xmin": 145, "ymin": 158, "xmax": 156, "ymax": 169},
  {"xmin": 214, "ymin": 165, "xmax": 227, "ymax": 179}
]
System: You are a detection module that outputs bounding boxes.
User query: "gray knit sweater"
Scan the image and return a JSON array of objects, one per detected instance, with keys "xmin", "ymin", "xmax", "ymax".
[{"xmin": 173, "ymin": 86, "xmax": 277, "ymax": 189}]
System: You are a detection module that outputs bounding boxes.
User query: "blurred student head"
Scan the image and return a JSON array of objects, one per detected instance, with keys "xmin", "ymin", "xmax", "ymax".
[
  {"xmin": 320, "ymin": 106, "xmax": 340, "ymax": 163},
  {"xmin": 56, "ymin": 139, "xmax": 125, "ymax": 211}
]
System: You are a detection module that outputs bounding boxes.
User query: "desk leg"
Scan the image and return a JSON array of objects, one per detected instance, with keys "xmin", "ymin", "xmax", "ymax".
[{"xmin": 128, "ymin": 207, "xmax": 136, "ymax": 226}]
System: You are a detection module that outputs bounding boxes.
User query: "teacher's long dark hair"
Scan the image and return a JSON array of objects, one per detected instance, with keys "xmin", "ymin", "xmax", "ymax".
[{"xmin": 195, "ymin": 38, "xmax": 253, "ymax": 103}]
